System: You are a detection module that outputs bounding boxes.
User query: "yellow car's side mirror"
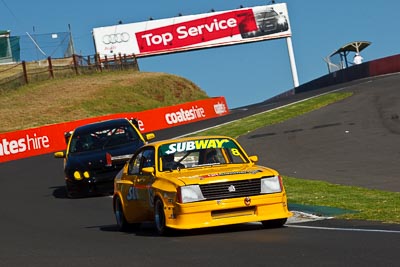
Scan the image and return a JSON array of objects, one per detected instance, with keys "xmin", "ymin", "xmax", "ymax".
[
  {"xmin": 141, "ymin": 167, "xmax": 155, "ymax": 174},
  {"xmin": 249, "ymin": 155, "xmax": 258, "ymax": 163}
]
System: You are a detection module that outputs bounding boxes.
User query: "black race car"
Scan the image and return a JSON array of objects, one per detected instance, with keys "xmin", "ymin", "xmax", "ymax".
[{"xmin": 54, "ymin": 118, "xmax": 155, "ymax": 198}]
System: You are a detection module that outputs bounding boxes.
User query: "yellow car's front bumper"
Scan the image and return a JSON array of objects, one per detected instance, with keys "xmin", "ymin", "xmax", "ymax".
[{"xmin": 164, "ymin": 194, "xmax": 292, "ymax": 230}]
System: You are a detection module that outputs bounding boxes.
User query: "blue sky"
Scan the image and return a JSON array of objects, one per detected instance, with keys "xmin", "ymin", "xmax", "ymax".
[{"xmin": 1, "ymin": 0, "xmax": 399, "ymax": 108}]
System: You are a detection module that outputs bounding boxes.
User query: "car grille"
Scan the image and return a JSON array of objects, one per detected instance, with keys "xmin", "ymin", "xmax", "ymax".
[
  {"xmin": 259, "ymin": 18, "xmax": 277, "ymax": 32},
  {"xmin": 200, "ymin": 179, "xmax": 261, "ymax": 200}
]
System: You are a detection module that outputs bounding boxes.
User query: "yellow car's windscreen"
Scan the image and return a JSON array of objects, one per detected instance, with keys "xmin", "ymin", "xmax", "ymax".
[{"xmin": 158, "ymin": 138, "xmax": 249, "ymax": 171}]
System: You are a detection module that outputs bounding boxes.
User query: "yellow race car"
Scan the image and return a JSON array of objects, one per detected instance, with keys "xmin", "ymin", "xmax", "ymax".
[{"xmin": 113, "ymin": 135, "xmax": 292, "ymax": 235}]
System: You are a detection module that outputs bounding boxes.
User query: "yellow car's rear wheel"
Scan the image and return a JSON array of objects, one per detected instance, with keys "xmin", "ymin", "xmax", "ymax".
[
  {"xmin": 114, "ymin": 196, "xmax": 140, "ymax": 232},
  {"xmin": 114, "ymin": 197, "xmax": 129, "ymax": 231}
]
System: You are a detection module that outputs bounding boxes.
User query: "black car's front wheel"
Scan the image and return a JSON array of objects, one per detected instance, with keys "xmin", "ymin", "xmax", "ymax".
[
  {"xmin": 65, "ymin": 184, "xmax": 79, "ymax": 199},
  {"xmin": 154, "ymin": 198, "xmax": 170, "ymax": 235}
]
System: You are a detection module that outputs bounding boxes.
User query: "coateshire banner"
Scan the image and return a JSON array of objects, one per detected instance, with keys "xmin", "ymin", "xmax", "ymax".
[{"xmin": 0, "ymin": 97, "xmax": 229, "ymax": 163}]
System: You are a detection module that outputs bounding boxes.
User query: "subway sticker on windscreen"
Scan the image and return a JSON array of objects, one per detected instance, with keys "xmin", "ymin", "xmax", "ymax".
[{"xmin": 164, "ymin": 139, "xmax": 231, "ymax": 154}]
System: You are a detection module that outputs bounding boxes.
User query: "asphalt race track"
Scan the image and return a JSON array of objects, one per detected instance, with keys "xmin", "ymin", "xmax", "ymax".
[
  {"xmin": 239, "ymin": 73, "xmax": 400, "ymax": 192},
  {"xmin": 1, "ymin": 74, "xmax": 399, "ymax": 266}
]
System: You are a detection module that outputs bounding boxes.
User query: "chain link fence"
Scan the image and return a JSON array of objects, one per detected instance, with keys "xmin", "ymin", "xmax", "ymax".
[{"xmin": 0, "ymin": 31, "xmax": 74, "ymax": 63}]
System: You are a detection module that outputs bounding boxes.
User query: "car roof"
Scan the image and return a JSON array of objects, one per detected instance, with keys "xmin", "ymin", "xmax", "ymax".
[{"xmin": 73, "ymin": 118, "xmax": 131, "ymax": 134}]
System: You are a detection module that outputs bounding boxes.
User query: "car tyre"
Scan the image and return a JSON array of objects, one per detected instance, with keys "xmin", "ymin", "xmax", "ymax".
[
  {"xmin": 261, "ymin": 218, "xmax": 287, "ymax": 229},
  {"xmin": 65, "ymin": 186, "xmax": 78, "ymax": 199},
  {"xmin": 154, "ymin": 198, "xmax": 170, "ymax": 236},
  {"xmin": 114, "ymin": 196, "xmax": 137, "ymax": 232}
]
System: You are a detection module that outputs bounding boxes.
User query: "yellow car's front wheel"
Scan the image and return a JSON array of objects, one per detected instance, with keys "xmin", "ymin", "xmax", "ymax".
[
  {"xmin": 261, "ymin": 218, "xmax": 287, "ymax": 228},
  {"xmin": 154, "ymin": 198, "xmax": 171, "ymax": 235}
]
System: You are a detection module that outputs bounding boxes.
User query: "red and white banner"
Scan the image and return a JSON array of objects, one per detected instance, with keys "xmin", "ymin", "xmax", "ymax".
[
  {"xmin": 93, "ymin": 3, "xmax": 291, "ymax": 58},
  {"xmin": 0, "ymin": 97, "xmax": 229, "ymax": 163}
]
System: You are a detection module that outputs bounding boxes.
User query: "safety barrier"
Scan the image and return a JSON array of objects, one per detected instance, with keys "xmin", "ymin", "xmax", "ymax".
[
  {"xmin": 295, "ymin": 54, "xmax": 400, "ymax": 94},
  {"xmin": 0, "ymin": 97, "xmax": 229, "ymax": 163}
]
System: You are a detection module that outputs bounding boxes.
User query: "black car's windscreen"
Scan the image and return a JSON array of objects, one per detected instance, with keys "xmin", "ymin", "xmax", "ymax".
[
  {"xmin": 158, "ymin": 138, "xmax": 249, "ymax": 171},
  {"xmin": 69, "ymin": 124, "xmax": 140, "ymax": 153}
]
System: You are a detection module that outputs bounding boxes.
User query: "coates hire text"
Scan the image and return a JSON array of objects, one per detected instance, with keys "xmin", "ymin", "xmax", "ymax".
[{"xmin": 0, "ymin": 134, "xmax": 49, "ymax": 156}]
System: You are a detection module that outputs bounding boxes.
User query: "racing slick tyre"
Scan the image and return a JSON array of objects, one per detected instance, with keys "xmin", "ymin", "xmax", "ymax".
[
  {"xmin": 65, "ymin": 184, "xmax": 78, "ymax": 199},
  {"xmin": 154, "ymin": 198, "xmax": 171, "ymax": 236},
  {"xmin": 114, "ymin": 196, "xmax": 140, "ymax": 232},
  {"xmin": 261, "ymin": 218, "xmax": 287, "ymax": 229}
]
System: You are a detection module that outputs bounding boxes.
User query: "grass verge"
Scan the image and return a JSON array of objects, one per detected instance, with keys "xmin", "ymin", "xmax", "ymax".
[
  {"xmin": 194, "ymin": 92, "xmax": 352, "ymax": 137},
  {"xmin": 285, "ymin": 176, "xmax": 400, "ymax": 223},
  {"xmin": 0, "ymin": 71, "xmax": 208, "ymax": 133},
  {"xmin": 193, "ymin": 92, "xmax": 400, "ymax": 224}
]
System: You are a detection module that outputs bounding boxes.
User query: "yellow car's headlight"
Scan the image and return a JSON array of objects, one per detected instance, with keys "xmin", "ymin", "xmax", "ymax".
[
  {"xmin": 260, "ymin": 176, "xmax": 282, "ymax": 194},
  {"xmin": 178, "ymin": 185, "xmax": 206, "ymax": 203}
]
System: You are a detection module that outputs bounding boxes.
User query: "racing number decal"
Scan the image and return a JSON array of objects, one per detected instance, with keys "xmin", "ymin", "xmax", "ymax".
[
  {"xmin": 127, "ymin": 185, "xmax": 153, "ymax": 205},
  {"xmin": 231, "ymin": 148, "xmax": 240, "ymax": 156},
  {"xmin": 126, "ymin": 186, "xmax": 138, "ymax": 201}
]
